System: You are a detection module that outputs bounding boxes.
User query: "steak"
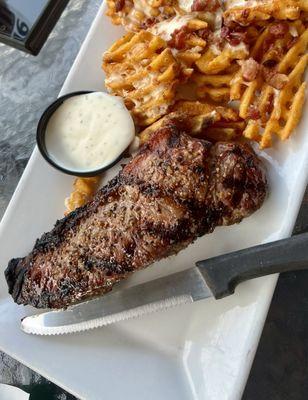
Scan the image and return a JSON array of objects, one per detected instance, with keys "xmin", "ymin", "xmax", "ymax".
[{"xmin": 5, "ymin": 123, "xmax": 267, "ymax": 309}]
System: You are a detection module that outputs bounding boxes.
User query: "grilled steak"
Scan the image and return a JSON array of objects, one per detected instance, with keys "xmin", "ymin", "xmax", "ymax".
[{"xmin": 5, "ymin": 123, "xmax": 267, "ymax": 309}]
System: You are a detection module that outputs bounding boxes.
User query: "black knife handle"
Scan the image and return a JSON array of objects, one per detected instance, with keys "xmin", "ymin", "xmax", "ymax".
[{"xmin": 196, "ymin": 232, "xmax": 308, "ymax": 299}]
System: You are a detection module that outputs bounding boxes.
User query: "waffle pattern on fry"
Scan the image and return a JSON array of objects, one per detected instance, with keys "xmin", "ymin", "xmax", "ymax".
[
  {"xmin": 191, "ymin": 63, "xmax": 239, "ymax": 101},
  {"xmin": 196, "ymin": 41, "xmax": 248, "ymax": 75},
  {"xmin": 184, "ymin": 24, "xmax": 260, "ymax": 102},
  {"xmin": 103, "ymin": 31, "xmax": 183, "ymax": 126},
  {"xmin": 148, "ymin": 14, "xmax": 208, "ymax": 68},
  {"xmin": 172, "ymin": 100, "xmax": 245, "ymax": 141},
  {"xmin": 224, "ymin": 0, "xmax": 308, "ymax": 25},
  {"xmin": 138, "ymin": 100, "xmax": 244, "ymax": 144},
  {"xmin": 103, "ymin": 0, "xmax": 307, "ymax": 147},
  {"xmin": 230, "ymin": 22, "xmax": 308, "ymax": 148},
  {"xmin": 106, "ymin": 0, "xmax": 176, "ymax": 31},
  {"xmin": 106, "ymin": 0, "xmax": 222, "ymax": 32}
]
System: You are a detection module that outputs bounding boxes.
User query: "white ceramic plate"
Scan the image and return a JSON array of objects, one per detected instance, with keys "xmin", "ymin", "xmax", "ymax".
[{"xmin": 0, "ymin": 3, "xmax": 307, "ymax": 400}]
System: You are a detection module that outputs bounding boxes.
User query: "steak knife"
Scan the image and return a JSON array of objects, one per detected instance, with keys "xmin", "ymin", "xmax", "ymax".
[{"xmin": 21, "ymin": 232, "xmax": 308, "ymax": 335}]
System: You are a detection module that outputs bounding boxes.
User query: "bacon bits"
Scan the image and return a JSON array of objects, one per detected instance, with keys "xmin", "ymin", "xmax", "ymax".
[
  {"xmin": 115, "ymin": 0, "xmax": 125, "ymax": 12},
  {"xmin": 191, "ymin": 0, "xmax": 220, "ymax": 12},
  {"xmin": 221, "ymin": 26, "xmax": 248, "ymax": 46},
  {"xmin": 262, "ymin": 66, "xmax": 289, "ymax": 90},
  {"xmin": 167, "ymin": 26, "xmax": 189, "ymax": 50},
  {"xmin": 241, "ymin": 58, "xmax": 260, "ymax": 81},
  {"xmin": 268, "ymin": 22, "xmax": 289, "ymax": 38},
  {"xmin": 266, "ymin": 73, "xmax": 289, "ymax": 90},
  {"xmin": 248, "ymin": 106, "xmax": 261, "ymax": 120}
]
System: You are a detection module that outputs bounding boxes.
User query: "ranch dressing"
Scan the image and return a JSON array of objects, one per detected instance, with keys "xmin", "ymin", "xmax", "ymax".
[{"xmin": 45, "ymin": 92, "xmax": 135, "ymax": 172}]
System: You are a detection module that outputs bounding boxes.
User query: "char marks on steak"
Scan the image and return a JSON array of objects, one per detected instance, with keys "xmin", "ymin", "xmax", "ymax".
[{"xmin": 5, "ymin": 123, "xmax": 267, "ymax": 309}]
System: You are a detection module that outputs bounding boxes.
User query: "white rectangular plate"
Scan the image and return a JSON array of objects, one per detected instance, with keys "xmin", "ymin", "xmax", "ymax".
[{"xmin": 0, "ymin": 3, "xmax": 307, "ymax": 400}]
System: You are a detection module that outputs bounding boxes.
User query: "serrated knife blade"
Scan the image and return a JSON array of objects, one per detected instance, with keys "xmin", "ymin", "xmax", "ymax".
[{"xmin": 21, "ymin": 267, "xmax": 211, "ymax": 335}]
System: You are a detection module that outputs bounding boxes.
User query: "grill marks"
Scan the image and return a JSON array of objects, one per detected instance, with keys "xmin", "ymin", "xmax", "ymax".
[
  {"xmin": 5, "ymin": 127, "xmax": 267, "ymax": 309},
  {"xmin": 124, "ymin": 130, "xmax": 212, "ymax": 207}
]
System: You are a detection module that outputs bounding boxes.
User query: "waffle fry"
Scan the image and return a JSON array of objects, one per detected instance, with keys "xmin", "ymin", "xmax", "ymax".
[
  {"xmin": 106, "ymin": 0, "xmax": 223, "ymax": 32},
  {"xmin": 173, "ymin": 99, "xmax": 242, "ymax": 121},
  {"xmin": 192, "ymin": 63, "xmax": 240, "ymax": 102},
  {"xmin": 103, "ymin": 31, "xmax": 184, "ymax": 126},
  {"xmin": 148, "ymin": 15, "xmax": 208, "ymax": 68},
  {"xmin": 196, "ymin": 42, "xmax": 248, "ymax": 75},
  {"xmin": 138, "ymin": 110, "xmax": 217, "ymax": 143},
  {"xmin": 65, "ymin": 177, "xmax": 102, "ymax": 214},
  {"xmin": 224, "ymin": 0, "xmax": 308, "ymax": 25},
  {"xmin": 231, "ymin": 23, "xmax": 308, "ymax": 148},
  {"xmin": 106, "ymin": 0, "xmax": 175, "ymax": 32},
  {"xmin": 139, "ymin": 100, "xmax": 244, "ymax": 143},
  {"xmin": 172, "ymin": 100, "xmax": 245, "ymax": 141}
]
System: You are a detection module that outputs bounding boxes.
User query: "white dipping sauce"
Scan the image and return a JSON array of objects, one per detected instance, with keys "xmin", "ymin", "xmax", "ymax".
[{"xmin": 45, "ymin": 92, "xmax": 135, "ymax": 172}]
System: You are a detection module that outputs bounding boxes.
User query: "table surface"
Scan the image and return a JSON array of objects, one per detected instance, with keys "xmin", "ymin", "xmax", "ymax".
[{"xmin": 0, "ymin": 1, "xmax": 307, "ymax": 399}]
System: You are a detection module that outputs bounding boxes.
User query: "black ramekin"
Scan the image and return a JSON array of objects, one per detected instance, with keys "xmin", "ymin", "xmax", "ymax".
[{"xmin": 36, "ymin": 91, "xmax": 126, "ymax": 177}]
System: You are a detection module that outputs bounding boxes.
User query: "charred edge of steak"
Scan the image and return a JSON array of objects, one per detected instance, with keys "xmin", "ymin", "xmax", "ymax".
[
  {"xmin": 4, "ymin": 177, "xmax": 121, "ymax": 305},
  {"xmin": 28, "ymin": 279, "xmax": 116, "ymax": 310},
  {"xmin": 5, "ymin": 258, "xmax": 26, "ymax": 301},
  {"xmin": 34, "ymin": 176, "xmax": 120, "ymax": 254}
]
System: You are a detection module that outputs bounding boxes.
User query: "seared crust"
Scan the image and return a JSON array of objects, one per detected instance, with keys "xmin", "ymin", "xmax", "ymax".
[{"xmin": 5, "ymin": 125, "xmax": 267, "ymax": 309}]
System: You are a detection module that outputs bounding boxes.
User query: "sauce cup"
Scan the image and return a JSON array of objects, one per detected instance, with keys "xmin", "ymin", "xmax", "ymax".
[{"xmin": 37, "ymin": 91, "xmax": 135, "ymax": 177}]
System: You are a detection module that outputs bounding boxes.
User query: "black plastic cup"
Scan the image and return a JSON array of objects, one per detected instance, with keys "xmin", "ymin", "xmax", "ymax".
[{"xmin": 36, "ymin": 91, "xmax": 126, "ymax": 177}]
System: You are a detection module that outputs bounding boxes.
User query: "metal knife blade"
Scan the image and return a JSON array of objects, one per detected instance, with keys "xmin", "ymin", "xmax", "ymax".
[{"xmin": 21, "ymin": 267, "xmax": 212, "ymax": 335}]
